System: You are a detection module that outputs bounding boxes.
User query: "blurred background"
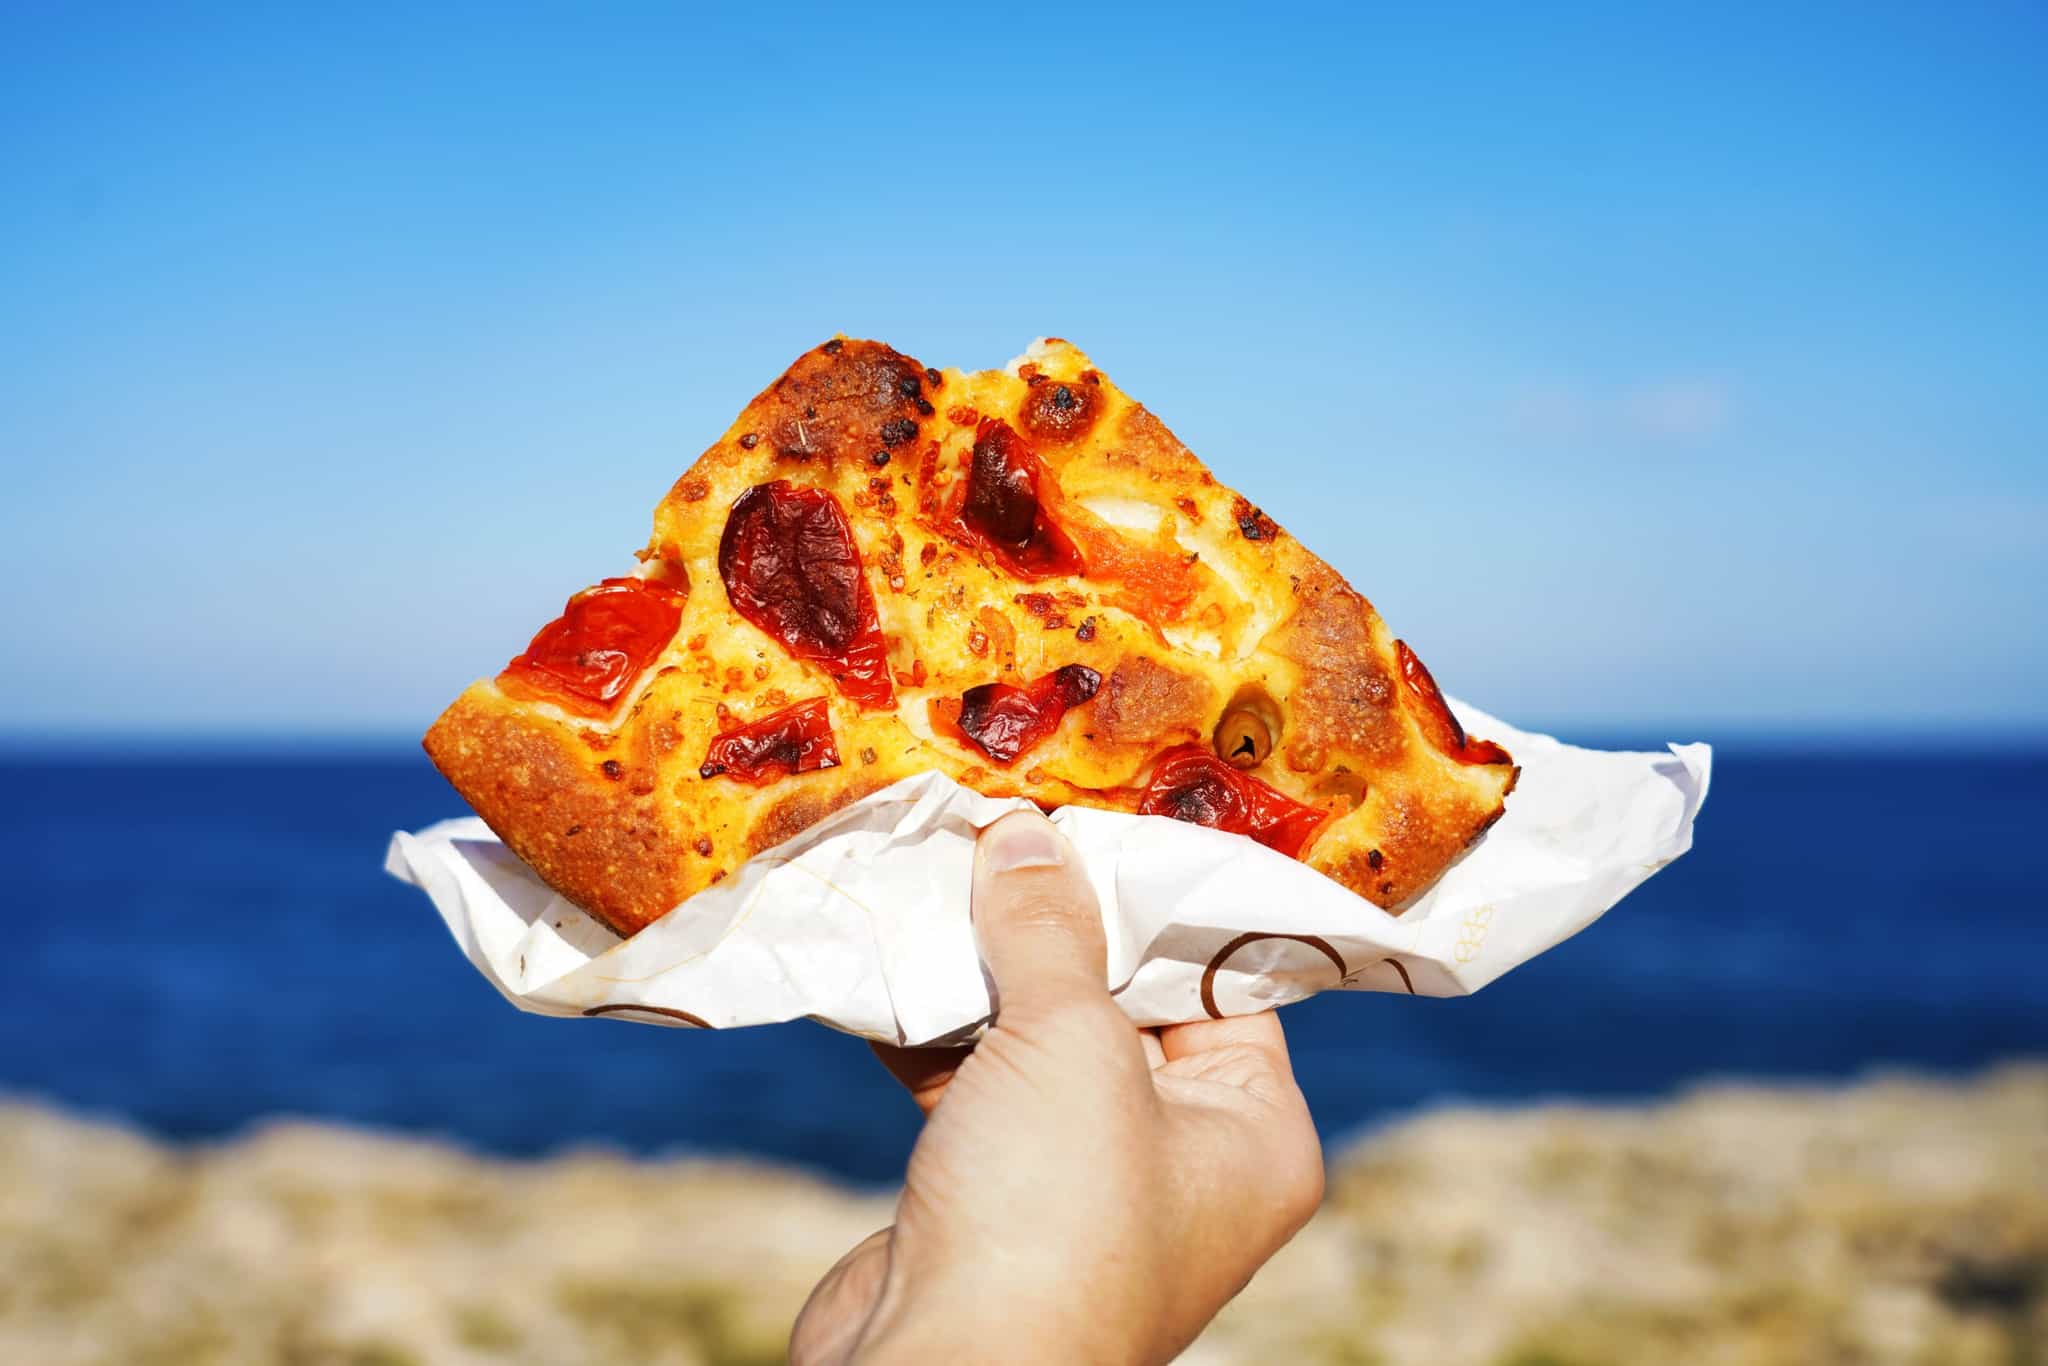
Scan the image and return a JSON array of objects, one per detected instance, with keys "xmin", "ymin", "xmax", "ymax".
[{"xmin": 3, "ymin": 4, "xmax": 2043, "ymax": 1364}]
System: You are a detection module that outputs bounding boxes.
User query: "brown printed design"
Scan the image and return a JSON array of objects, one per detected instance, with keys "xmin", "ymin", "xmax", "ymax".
[
  {"xmin": 1199, "ymin": 932, "xmax": 1415, "ymax": 1018},
  {"xmin": 581, "ymin": 1003, "xmax": 712, "ymax": 1028}
]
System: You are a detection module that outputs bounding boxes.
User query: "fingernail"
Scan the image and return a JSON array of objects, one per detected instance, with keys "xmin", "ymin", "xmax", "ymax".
[{"xmin": 982, "ymin": 813, "xmax": 1064, "ymax": 872}]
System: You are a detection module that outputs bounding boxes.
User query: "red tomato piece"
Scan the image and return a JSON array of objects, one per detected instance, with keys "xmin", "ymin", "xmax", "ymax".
[
  {"xmin": 499, "ymin": 576, "xmax": 686, "ymax": 718},
  {"xmin": 953, "ymin": 663, "xmax": 1101, "ymax": 765},
  {"xmin": 1137, "ymin": 745, "xmax": 1330, "ymax": 859},
  {"xmin": 950, "ymin": 418, "xmax": 1084, "ymax": 580},
  {"xmin": 699, "ymin": 697, "xmax": 841, "ymax": 784},
  {"xmin": 1394, "ymin": 641, "xmax": 1512, "ymax": 766},
  {"xmin": 718, "ymin": 481, "xmax": 895, "ymax": 710}
]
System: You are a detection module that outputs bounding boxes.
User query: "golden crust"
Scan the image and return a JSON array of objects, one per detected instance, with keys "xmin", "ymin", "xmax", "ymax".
[
  {"xmin": 425, "ymin": 337, "xmax": 1516, "ymax": 937},
  {"xmin": 422, "ymin": 684, "xmax": 694, "ymax": 937}
]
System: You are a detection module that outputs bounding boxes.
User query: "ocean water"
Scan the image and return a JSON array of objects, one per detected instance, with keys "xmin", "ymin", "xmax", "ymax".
[{"xmin": 4, "ymin": 746, "xmax": 2042, "ymax": 1184}]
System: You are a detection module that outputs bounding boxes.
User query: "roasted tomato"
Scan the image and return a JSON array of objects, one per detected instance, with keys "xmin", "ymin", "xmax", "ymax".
[
  {"xmin": 938, "ymin": 663, "xmax": 1101, "ymax": 766},
  {"xmin": 1137, "ymin": 745, "xmax": 1330, "ymax": 859},
  {"xmin": 718, "ymin": 481, "xmax": 895, "ymax": 710},
  {"xmin": 498, "ymin": 576, "xmax": 686, "ymax": 718},
  {"xmin": 699, "ymin": 697, "xmax": 840, "ymax": 784},
  {"xmin": 949, "ymin": 418, "xmax": 1084, "ymax": 579},
  {"xmin": 1394, "ymin": 641, "xmax": 1512, "ymax": 765}
]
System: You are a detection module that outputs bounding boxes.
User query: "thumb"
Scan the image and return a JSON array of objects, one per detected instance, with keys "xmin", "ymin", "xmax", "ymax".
[{"xmin": 972, "ymin": 810, "xmax": 1109, "ymax": 1020}]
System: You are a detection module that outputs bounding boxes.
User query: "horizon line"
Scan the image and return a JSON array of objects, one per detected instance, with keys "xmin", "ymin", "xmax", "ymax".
[{"xmin": 2, "ymin": 721, "xmax": 2044, "ymax": 761}]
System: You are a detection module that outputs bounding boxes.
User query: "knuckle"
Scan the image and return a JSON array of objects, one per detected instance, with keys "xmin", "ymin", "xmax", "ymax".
[
  {"xmin": 993, "ymin": 883, "xmax": 1097, "ymax": 935},
  {"xmin": 1005, "ymin": 891, "xmax": 1085, "ymax": 932},
  {"xmin": 1208, "ymin": 1040, "xmax": 1270, "ymax": 1074}
]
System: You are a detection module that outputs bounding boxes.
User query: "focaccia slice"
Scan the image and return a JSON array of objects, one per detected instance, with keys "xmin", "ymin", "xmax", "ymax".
[{"xmin": 425, "ymin": 338, "xmax": 1516, "ymax": 937}]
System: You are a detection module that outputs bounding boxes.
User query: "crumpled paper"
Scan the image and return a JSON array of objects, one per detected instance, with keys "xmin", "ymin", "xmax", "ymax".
[{"xmin": 385, "ymin": 702, "xmax": 1709, "ymax": 1044}]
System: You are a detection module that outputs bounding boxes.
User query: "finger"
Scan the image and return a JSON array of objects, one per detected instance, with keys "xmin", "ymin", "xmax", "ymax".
[
  {"xmin": 869, "ymin": 1041, "xmax": 972, "ymax": 1116},
  {"xmin": 1139, "ymin": 1028, "xmax": 1167, "ymax": 1070},
  {"xmin": 789, "ymin": 1226, "xmax": 893, "ymax": 1366},
  {"xmin": 1157, "ymin": 1005, "xmax": 1294, "ymax": 1070},
  {"xmin": 971, "ymin": 810, "xmax": 1109, "ymax": 1020},
  {"xmin": 1155, "ymin": 1009, "xmax": 1308, "ymax": 1112}
]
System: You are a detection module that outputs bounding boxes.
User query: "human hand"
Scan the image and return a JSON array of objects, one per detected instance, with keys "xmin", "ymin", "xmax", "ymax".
[{"xmin": 790, "ymin": 810, "xmax": 1325, "ymax": 1365}]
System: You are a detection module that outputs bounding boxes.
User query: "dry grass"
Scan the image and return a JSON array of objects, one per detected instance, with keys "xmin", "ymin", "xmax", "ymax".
[{"xmin": 3, "ymin": 1065, "xmax": 2042, "ymax": 1365}]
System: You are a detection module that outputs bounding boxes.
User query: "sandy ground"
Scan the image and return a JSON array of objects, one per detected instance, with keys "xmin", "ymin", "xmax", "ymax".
[{"xmin": 3, "ymin": 1064, "xmax": 2042, "ymax": 1365}]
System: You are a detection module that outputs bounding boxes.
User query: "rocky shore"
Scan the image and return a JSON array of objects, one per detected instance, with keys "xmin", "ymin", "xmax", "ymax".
[{"xmin": 4, "ymin": 1065, "xmax": 2042, "ymax": 1365}]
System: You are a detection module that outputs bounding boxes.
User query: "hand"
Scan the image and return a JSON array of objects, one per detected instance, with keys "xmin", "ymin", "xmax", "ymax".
[{"xmin": 790, "ymin": 810, "xmax": 1325, "ymax": 1365}]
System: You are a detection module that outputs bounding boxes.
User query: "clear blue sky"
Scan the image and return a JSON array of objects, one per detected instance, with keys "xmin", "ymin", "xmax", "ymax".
[{"xmin": 3, "ymin": 4, "xmax": 2042, "ymax": 742}]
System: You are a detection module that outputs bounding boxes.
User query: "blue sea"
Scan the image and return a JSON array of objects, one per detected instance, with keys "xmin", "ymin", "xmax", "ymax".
[{"xmin": 5, "ymin": 744, "xmax": 2042, "ymax": 1184}]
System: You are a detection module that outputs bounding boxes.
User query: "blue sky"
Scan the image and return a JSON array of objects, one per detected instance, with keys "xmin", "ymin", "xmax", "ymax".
[{"xmin": 3, "ymin": 3, "xmax": 2043, "ymax": 742}]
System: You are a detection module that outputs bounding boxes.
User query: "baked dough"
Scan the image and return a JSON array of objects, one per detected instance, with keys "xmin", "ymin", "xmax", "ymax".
[{"xmin": 425, "ymin": 339, "xmax": 1516, "ymax": 937}]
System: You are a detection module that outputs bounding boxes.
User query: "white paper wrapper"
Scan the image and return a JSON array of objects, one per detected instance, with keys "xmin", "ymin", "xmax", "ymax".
[{"xmin": 385, "ymin": 702, "xmax": 1709, "ymax": 1044}]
